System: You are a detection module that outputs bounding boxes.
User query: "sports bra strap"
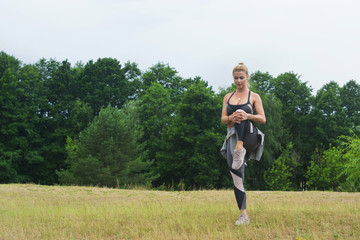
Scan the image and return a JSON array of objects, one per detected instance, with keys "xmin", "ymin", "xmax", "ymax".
[
  {"xmin": 227, "ymin": 91, "xmax": 236, "ymax": 104},
  {"xmin": 247, "ymin": 90, "xmax": 251, "ymax": 104}
]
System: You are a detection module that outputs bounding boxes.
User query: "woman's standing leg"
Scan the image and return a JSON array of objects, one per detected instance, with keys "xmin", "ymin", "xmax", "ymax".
[
  {"xmin": 230, "ymin": 165, "xmax": 250, "ymax": 225},
  {"xmin": 227, "ymin": 141, "xmax": 250, "ymax": 225}
]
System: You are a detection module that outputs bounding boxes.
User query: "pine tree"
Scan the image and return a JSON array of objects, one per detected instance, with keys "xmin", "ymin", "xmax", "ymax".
[{"xmin": 57, "ymin": 104, "xmax": 154, "ymax": 187}]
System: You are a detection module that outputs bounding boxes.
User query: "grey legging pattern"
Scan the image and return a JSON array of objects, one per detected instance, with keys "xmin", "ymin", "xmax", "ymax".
[{"xmin": 226, "ymin": 138, "xmax": 246, "ymax": 210}]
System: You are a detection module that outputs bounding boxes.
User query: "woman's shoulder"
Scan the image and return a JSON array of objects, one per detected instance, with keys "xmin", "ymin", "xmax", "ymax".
[
  {"xmin": 223, "ymin": 92, "xmax": 233, "ymax": 100},
  {"xmin": 250, "ymin": 91, "xmax": 261, "ymax": 99},
  {"xmin": 225, "ymin": 92, "xmax": 234, "ymax": 97},
  {"xmin": 250, "ymin": 91, "xmax": 262, "ymax": 105},
  {"xmin": 222, "ymin": 92, "xmax": 234, "ymax": 105}
]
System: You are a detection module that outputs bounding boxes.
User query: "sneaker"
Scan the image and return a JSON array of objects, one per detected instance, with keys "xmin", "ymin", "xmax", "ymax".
[
  {"xmin": 232, "ymin": 148, "xmax": 246, "ymax": 169},
  {"xmin": 235, "ymin": 213, "xmax": 250, "ymax": 226}
]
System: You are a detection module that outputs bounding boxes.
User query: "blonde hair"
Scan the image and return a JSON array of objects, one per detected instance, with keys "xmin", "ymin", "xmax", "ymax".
[{"xmin": 232, "ymin": 62, "xmax": 249, "ymax": 76}]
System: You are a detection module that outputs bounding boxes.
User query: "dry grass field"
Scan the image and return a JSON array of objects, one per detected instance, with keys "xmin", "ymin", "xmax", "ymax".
[{"xmin": 0, "ymin": 184, "xmax": 359, "ymax": 240}]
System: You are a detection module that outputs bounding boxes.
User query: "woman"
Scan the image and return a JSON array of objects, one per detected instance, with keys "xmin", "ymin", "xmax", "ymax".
[{"xmin": 220, "ymin": 62, "xmax": 266, "ymax": 225}]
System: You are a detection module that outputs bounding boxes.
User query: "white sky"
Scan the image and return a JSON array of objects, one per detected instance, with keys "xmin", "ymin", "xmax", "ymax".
[{"xmin": 1, "ymin": 0, "xmax": 359, "ymax": 94}]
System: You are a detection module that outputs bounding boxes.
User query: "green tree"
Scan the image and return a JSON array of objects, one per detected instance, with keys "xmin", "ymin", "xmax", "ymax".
[
  {"xmin": 339, "ymin": 133, "xmax": 360, "ymax": 192},
  {"xmin": 270, "ymin": 72, "xmax": 313, "ymax": 147},
  {"xmin": 155, "ymin": 80, "xmax": 228, "ymax": 189},
  {"xmin": 264, "ymin": 143, "xmax": 295, "ymax": 190},
  {"xmin": 123, "ymin": 61, "xmax": 142, "ymax": 99},
  {"xmin": 140, "ymin": 62, "xmax": 191, "ymax": 102},
  {"xmin": 138, "ymin": 82, "xmax": 173, "ymax": 166},
  {"xmin": 35, "ymin": 60, "xmax": 80, "ymax": 183},
  {"xmin": 34, "ymin": 57, "xmax": 60, "ymax": 125},
  {"xmin": 306, "ymin": 145, "xmax": 346, "ymax": 191},
  {"xmin": 0, "ymin": 53, "xmax": 44, "ymax": 183},
  {"xmin": 0, "ymin": 53, "xmax": 48, "ymax": 183},
  {"xmin": 311, "ymin": 81, "xmax": 346, "ymax": 147},
  {"xmin": 78, "ymin": 58, "xmax": 138, "ymax": 114},
  {"xmin": 250, "ymin": 71, "xmax": 273, "ymax": 94},
  {"xmin": 66, "ymin": 99, "xmax": 94, "ymax": 136},
  {"xmin": 138, "ymin": 63, "xmax": 201, "ymax": 187},
  {"xmin": 0, "ymin": 51, "xmax": 21, "ymax": 77},
  {"xmin": 270, "ymin": 72, "xmax": 313, "ymax": 189},
  {"xmin": 15, "ymin": 64, "xmax": 49, "ymax": 183},
  {"xmin": 57, "ymin": 105, "xmax": 153, "ymax": 187},
  {"xmin": 340, "ymin": 80, "xmax": 360, "ymax": 133},
  {"xmin": 0, "ymin": 67, "xmax": 22, "ymax": 182}
]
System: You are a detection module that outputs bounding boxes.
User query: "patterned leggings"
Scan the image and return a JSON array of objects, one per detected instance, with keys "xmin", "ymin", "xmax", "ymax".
[{"xmin": 226, "ymin": 141, "xmax": 246, "ymax": 210}]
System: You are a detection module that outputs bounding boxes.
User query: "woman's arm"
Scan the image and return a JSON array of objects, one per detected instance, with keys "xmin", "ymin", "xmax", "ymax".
[{"xmin": 221, "ymin": 93, "xmax": 232, "ymax": 125}]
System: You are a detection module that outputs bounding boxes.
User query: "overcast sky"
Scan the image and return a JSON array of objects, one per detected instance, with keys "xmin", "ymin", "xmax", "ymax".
[{"xmin": 1, "ymin": 0, "xmax": 359, "ymax": 94}]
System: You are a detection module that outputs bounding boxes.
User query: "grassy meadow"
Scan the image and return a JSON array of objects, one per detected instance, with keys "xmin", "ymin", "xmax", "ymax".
[{"xmin": 0, "ymin": 184, "xmax": 359, "ymax": 240}]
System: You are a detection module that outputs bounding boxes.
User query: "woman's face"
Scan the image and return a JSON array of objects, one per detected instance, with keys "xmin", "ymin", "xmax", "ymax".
[{"xmin": 233, "ymin": 71, "xmax": 248, "ymax": 89}]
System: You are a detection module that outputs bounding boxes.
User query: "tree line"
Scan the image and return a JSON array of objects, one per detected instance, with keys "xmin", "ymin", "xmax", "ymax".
[{"xmin": 1, "ymin": 51, "xmax": 359, "ymax": 191}]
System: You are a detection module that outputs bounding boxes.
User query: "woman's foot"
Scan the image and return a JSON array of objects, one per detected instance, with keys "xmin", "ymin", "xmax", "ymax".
[
  {"xmin": 232, "ymin": 148, "xmax": 246, "ymax": 169},
  {"xmin": 235, "ymin": 212, "xmax": 250, "ymax": 225}
]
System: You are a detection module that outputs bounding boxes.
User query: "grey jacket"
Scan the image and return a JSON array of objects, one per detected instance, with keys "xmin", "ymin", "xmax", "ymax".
[{"xmin": 220, "ymin": 126, "xmax": 265, "ymax": 162}]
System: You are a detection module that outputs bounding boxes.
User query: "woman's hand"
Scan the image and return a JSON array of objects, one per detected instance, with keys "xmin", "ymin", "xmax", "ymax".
[
  {"xmin": 240, "ymin": 111, "xmax": 249, "ymax": 121},
  {"xmin": 234, "ymin": 109, "xmax": 250, "ymax": 123},
  {"xmin": 232, "ymin": 110, "xmax": 243, "ymax": 123}
]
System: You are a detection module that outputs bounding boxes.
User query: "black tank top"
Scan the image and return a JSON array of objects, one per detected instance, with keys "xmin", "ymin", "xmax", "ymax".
[{"xmin": 226, "ymin": 90, "xmax": 253, "ymax": 116}]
